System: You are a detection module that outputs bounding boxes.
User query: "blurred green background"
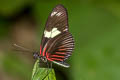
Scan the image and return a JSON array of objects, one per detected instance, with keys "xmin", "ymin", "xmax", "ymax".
[{"xmin": 0, "ymin": 0, "xmax": 120, "ymax": 80}]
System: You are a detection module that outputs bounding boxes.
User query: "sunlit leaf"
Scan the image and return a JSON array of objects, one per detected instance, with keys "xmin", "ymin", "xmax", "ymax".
[{"xmin": 31, "ymin": 59, "xmax": 56, "ymax": 80}]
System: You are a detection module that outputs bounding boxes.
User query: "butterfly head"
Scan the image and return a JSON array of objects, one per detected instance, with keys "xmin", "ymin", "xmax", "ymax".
[
  {"xmin": 33, "ymin": 52, "xmax": 39, "ymax": 59},
  {"xmin": 33, "ymin": 52, "xmax": 47, "ymax": 63}
]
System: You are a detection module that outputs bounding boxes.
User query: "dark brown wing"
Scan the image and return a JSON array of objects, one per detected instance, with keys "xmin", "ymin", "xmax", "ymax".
[
  {"xmin": 45, "ymin": 4, "xmax": 68, "ymax": 32},
  {"xmin": 40, "ymin": 4, "xmax": 69, "ymax": 56},
  {"xmin": 46, "ymin": 32, "xmax": 74, "ymax": 67}
]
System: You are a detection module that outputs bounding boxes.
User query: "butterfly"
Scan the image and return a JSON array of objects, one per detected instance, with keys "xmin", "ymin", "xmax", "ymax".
[
  {"xmin": 13, "ymin": 4, "xmax": 74, "ymax": 68},
  {"xmin": 35, "ymin": 4, "xmax": 75, "ymax": 68}
]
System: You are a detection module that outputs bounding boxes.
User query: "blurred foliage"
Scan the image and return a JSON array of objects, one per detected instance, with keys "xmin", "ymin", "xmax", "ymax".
[
  {"xmin": 0, "ymin": 0, "xmax": 120, "ymax": 80},
  {"xmin": 0, "ymin": 0, "xmax": 34, "ymax": 16},
  {"xmin": 2, "ymin": 52, "xmax": 32, "ymax": 80},
  {"xmin": 0, "ymin": 20, "xmax": 9, "ymax": 38}
]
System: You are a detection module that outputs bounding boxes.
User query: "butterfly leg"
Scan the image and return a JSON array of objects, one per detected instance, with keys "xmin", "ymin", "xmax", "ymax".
[
  {"xmin": 47, "ymin": 62, "xmax": 50, "ymax": 80},
  {"xmin": 42, "ymin": 62, "xmax": 50, "ymax": 80},
  {"xmin": 50, "ymin": 62, "xmax": 53, "ymax": 74}
]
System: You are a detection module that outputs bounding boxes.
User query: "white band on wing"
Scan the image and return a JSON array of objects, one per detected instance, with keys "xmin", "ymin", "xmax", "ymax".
[{"xmin": 44, "ymin": 28, "xmax": 61, "ymax": 38}]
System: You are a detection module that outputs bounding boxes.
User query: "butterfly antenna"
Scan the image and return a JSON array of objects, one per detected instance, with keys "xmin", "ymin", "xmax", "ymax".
[{"xmin": 12, "ymin": 44, "xmax": 33, "ymax": 53}]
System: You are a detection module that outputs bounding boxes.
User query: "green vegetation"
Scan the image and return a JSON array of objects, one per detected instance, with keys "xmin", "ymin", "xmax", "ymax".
[{"xmin": 32, "ymin": 60, "xmax": 56, "ymax": 80}]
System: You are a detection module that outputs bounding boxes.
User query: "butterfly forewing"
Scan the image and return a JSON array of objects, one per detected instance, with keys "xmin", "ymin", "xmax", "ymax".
[
  {"xmin": 40, "ymin": 5, "xmax": 69, "ymax": 55},
  {"xmin": 45, "ymin": 4, "xmax": 68, "ymax": 32}
]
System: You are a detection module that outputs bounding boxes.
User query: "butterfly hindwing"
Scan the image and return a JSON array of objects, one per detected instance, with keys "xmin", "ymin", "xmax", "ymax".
[{"xmin": 45, "ymin": 32, "xmax": 74, "ymax": 67}]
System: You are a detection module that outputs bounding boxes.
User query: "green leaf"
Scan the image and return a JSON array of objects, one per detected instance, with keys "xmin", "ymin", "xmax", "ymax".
[{"xmin": 31, "ymin": 59, "xmax": 56, "ymax": 80}]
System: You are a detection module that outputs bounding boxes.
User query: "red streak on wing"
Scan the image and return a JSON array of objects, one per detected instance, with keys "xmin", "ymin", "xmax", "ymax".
[
  {"xmin": 46, "ymin": 52, "xmax": 63, "ymax": 61},
  {"xmin": 50, "ymin": 58, "xmax": 63, "ymax": 61},
  {"xmin": 47, "ymin": 58, "xmax": 53, "ymax": 61},
  {"xmin": 56, "ymin": 52, "xmax": 65, "ymax": 54},
  {"xmin": 43, "ymin": 47, "xmax": 47, "ymax": 56},
  {"xmin": 51, "ymin": 55, "xmax": 65, "ymax": 58},
  {"xmin": 46, "ymin": 52, "xmax": 53, "ymax": 61},
  {"xmin": 40, "ymin": 45, "xmax": 42, "ymax": 55},
  {"xmin": 46, "ymin": 52, "xmax": 49, "ymax": 58}
]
